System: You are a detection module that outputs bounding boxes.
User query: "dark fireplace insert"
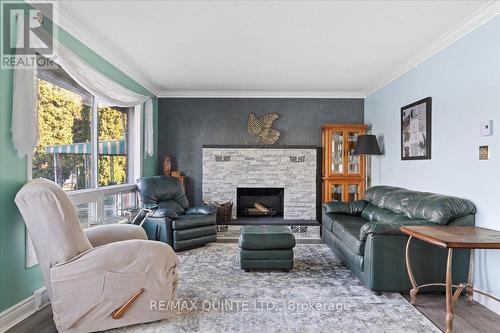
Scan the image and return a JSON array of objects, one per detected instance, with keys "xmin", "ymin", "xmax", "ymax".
[{"xmin": 237, "ymin": 187, "xmax": 284, "ymax": 218}]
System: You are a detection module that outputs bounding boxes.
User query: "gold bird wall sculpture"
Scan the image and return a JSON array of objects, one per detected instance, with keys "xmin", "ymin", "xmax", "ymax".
[{"xmin": 247, "ymin": 112, "xmax": 281, "ymax": 145}]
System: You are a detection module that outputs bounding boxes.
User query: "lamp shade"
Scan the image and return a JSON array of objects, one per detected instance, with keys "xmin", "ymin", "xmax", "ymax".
[{"xmin": 353, "ymin": 135, "xmax": 381, "ymax": 155}]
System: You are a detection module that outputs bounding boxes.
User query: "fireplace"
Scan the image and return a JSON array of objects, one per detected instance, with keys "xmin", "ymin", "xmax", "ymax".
[{"xmin": 237, "ymin": 187, "xmax": 284, "ymax": 218}]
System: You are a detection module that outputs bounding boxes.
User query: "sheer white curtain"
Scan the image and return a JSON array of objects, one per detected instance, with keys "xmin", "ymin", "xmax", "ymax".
[
  {"xmin": 11, "ymin": 25, "xmax": 154, "ymax": 157},
  {"xmin": 144, "ymin": 99, "xmax": 154, "ymax": 157},
  {"xmin": 11, "ymin": 16, "xmax": 39, "ymax": 158}
]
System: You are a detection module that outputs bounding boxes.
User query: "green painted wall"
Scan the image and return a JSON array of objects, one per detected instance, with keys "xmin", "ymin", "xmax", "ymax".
[{"xmin": 0, "ymin": 3, "xmax": 158, "ymax": 312}]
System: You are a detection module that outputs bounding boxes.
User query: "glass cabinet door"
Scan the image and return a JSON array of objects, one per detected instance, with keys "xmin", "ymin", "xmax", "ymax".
[
  {"xmin": 347, "ymin": 183, "xmax": 363, "ymax": 201},
  {"xmin": 330, "ymin": 183, "xmax": 344, "ymax": 201},
  {"xmin": 331, "ymin": 132, "xmax": 344, "ymax": 174},
  {"xmin": 347, "ymin": 131, "xmax": 361, "ymax": 175}
]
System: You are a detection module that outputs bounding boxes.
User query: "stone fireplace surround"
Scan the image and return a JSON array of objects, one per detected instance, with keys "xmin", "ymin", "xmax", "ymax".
[{"xmin": 202, "ymin": 145, "xmax": 317, "ymax": 220}]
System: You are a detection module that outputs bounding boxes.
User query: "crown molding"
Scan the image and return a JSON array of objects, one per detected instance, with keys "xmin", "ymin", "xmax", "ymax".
[
  {"xmin": 28, "ymin": 0, "xmax": 160, "ymax": 96},
  {"xmin": 157, "ymin": 90, "xmax": 366, "ymax": 98},
  {"xmin": 365, "ymin": 1, "xmax": 500, "ymax": 96}
]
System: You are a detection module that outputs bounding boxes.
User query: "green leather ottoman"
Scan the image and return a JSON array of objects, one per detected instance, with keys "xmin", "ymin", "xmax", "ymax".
[{"xmin": 239, "ymin": 225, "xmax": 296, "ymax": 271}]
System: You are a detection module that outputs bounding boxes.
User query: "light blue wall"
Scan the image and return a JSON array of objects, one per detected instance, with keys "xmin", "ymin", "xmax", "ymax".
[{"xmin": 366, "ymin": 17, "xmax": 500, "ymax": 307}]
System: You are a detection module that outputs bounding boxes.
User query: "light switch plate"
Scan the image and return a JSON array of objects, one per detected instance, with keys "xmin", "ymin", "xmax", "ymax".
[
  {"xmin": 480, "ymin": 120, "xmax": 493, "ymax": 136},
  {"xmin": 479, "ymin": 145, "xmax": 489, "ymax": 160}
]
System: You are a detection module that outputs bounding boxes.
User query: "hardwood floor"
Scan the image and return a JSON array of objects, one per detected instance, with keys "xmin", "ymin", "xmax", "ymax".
[
  {"xmin": 6, "ymin": 306, "xmax": 56, "ymax": 333},
  {"xmin": 7, "ymin": 294, "xmax": 500, "ymax": 332},
  {"xmin": 402, "ymin": 294, "xmax": 500, "ymax": 333}
]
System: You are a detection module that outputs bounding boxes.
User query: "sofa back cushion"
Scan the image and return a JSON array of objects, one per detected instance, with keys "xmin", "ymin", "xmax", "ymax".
[
  {"xmin": 379, "ymin": 188, "xmax": 420, "ymax": 214},
  {"xmin": 362, "ymin": 186, "xmax": 476, "ymax": 225},
  {"xmin": 361, "ymin": 203, "xmax": 416, "ymax": 223},
  {"xmin": 403, "ymin": 193, "xmax": 477, "ymax": 225},
  {"xmin": 364, "ymin": 186, "xmax": 399, "ymax": 207}
]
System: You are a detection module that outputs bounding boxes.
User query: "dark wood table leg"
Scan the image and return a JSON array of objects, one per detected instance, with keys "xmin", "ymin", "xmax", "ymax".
[{"xmin": 446, "ymin": 248, "xmax": 454, "ymax": 333}]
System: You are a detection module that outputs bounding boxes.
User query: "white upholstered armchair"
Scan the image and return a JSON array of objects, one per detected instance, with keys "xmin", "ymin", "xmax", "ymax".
[{"xmin": 15, "ymin": 179, "xmax": 179, "ymax": 333}]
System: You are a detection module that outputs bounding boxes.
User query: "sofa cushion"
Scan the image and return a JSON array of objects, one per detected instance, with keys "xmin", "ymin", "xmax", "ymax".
[
  {"xmin": 360, "ymin": 203, "xmax": 401, "ymax": 222},
  {"xmin": 404, "ymin": 193, "xmax": 476, "ymax": 225},
  {"xmin": 380, "ymin": 189, "xmax": 420, "ymax": 214},
  {"xmin": 323, "ymin": 200, "xmax": 367, "ymax": 215},
  {"xmin": 364, "ymin": 186, "xmax": 400, "ymax": 207},
  {"xmin": 328, "ymin": 215, "xmax": 366, "ymax": 255},
  {"xmin": 172, "ymin": 214, "xmax": 216, "ymax": 230}
]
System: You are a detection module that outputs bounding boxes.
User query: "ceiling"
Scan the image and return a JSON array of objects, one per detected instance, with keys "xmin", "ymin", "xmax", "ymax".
[{"xmin": 49, "ymin": 0, "xmax": 496, "ymax": 97}]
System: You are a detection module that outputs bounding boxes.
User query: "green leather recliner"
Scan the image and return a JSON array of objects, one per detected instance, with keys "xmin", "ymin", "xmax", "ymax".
[
  {"xmin": 322, "ymin": 186, "xmax": 476, "ymax": 292},
  {"xmin": 137, "ymin": 176, "xmax": 217, "ymax": 251}
]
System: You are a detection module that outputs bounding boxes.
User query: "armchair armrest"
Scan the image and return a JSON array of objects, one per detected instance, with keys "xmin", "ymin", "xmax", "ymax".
[
  {"xmin": 149, "ymin": 207, "xmax": 179, "ymax": 219},
  {"xmin": 50, "ymin": 240, "xmax": 178, "ymax": 330},
  {"xmin": 84, "ymin": 224, "xmax": 147, "ymax": 247},
  {"xmin": 323, "ymin": 200, "xmax": 367, "ymax": 216},
  {"xmin": 185, "ymin": 205, "xmax": 217, "ymax": 215},
  {"xmin": 359, "ymin": 221, "xmax": 435, "ymax": 241}
]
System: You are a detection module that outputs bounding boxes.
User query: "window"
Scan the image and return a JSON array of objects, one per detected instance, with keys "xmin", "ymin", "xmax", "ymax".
[
  {"xmin": 31, "ymin": 63, "xmax": 141, "ymax": 226},
  {"xmin": 33, "ymin": 64, "xmax": 135, "ymax": 192},
  {"xmin": 34, "ymin": 79, "xmax": 93, "ymax": 190},
  {"xmin": 98, "ymin": 105, "xmax": 129, "ymax": 186}
]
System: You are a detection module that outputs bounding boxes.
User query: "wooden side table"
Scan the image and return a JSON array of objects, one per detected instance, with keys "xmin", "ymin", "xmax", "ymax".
[{"xmin": 400, "ymin": 226, "xmax": 500, "ymax": 333}]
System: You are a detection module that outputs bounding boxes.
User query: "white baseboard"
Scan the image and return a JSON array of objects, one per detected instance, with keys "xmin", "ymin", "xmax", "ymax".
[
  {"xmin": 474, "ymin": 287, "xmax": 500, "ymax": 315},
  {"xmin": 0, "ymin": 296, "xmax": 36, "ymax": 333},
  {"xmin": 0, "ymin": 287, "xmax": 49, "ymax": 333}
]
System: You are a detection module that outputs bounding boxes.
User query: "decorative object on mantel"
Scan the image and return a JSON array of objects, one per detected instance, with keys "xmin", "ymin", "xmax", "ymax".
[
  {"xmin": 164, "ymin": 166, "xmax": 186, "ymax": 192},
  {"xmin": 401, "ymin": 97, "xmax": 432, "ymax": 160},
  {"xmin": 247, "ymin": 112, "xmax": 281, "ymax": 145},
  {"xmin": 163, "ymin": 156, "xmax": 172, "ymax": 176},
  {"xmin": 321, "ymin": 124, "xmax": 367, "ymax": 203}
]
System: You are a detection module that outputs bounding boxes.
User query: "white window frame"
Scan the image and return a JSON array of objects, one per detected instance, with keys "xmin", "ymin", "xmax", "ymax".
[{"xmin": 25, "ymin": 82, "xmax": 145, "ymax": 268}]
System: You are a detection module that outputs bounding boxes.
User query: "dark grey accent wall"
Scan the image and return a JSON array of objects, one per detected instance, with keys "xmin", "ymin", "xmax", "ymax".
[{"xmin": 158, "ymin": 98, "xmax": 364, "ymax": 209}]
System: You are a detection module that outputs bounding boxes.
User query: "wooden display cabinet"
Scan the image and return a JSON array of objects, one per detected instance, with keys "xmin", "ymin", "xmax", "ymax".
[{"xmin": 321, "ymin": 124, "xmax": 367, "ymax": 203}]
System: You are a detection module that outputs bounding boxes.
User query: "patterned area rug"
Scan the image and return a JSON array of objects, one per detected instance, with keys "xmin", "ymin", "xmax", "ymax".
[{"xmin": 109, "ymin": 243, "xmax": 439, "ymax": 333}]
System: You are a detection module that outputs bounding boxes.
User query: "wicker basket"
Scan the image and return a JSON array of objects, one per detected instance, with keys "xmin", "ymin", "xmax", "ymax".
[{"xmin": 204, "ymin": 200, "xmax": 233, "ymax": 224}]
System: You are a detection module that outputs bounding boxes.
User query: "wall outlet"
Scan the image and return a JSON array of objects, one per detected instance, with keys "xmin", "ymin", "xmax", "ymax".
[
  {"xmin": 33, "ymin": 287, "xmax": 50, "ymax": 311},
  {"xmin": 480, "ymin": 120, "xmax": 493, "ymax": 136}
]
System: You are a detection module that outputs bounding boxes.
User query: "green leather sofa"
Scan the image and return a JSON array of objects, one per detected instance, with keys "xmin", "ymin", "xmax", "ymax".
[{"xmin": 322, "ymin": 186, "xmax": 476, "ymax": 293}]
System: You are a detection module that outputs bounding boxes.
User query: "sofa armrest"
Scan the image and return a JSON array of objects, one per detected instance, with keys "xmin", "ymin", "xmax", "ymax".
[
  {"xmin": 84, "ymin": 224, "xmax": 147, "ymax": 247},
  {"xmin": 359, "ymin": 221, "xmax": 435, "ymax": 241},
  {"xmin": 185, "ymin": 205, "xmax": 217, "ymax": 215},
  {"xmin": 323, "ymin": 200, "xmax": 367, "ymax": 215},
  {"xmin": 149, "ymin": 207, "xmax": 179, "ymax": 219}
]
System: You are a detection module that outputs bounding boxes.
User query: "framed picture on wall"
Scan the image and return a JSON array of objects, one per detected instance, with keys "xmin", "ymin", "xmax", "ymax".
[{"xmin": 401, "ymin": 97, "xmax": 432, "ymax": 160}]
